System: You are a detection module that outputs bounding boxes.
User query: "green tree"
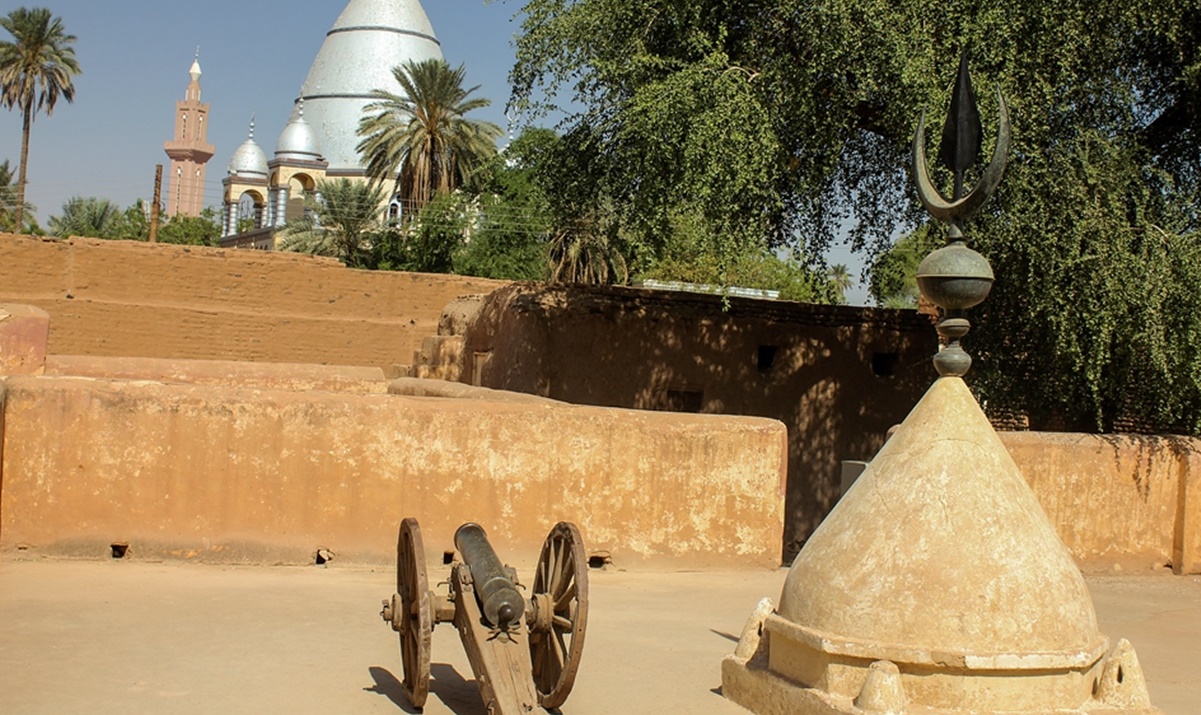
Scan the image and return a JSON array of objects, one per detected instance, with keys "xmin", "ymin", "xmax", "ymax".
[
  {"xmin": 0, "ymin": 7, "xmax": 80, "ymax": 233},
  {"xmin": 373, "ymin": 190, "xmax": 468, "ymax": 274},
  {"xmin": 826, "ymin": 264, "xmax": 853, "ymax": 305},
  {"xmin": 509, "ymin": 0, "xmax": 1201, "ymax": 433},
  {"xmin": 277, "ymin": 178, "xmax": 385, "ymax": 266},
  {"xmin": 104, "ymin": 200, "xmax": 150, "ymax": 241},
  {"xmin": 454, "ymin": 127, "xmax": 557, "ymax": 280},
  {"xmin": 357, "ymin": 59, "xmax": 503, "ymax": 215},
  {"xmin": 0, "ymin": 158, "xmax": 35, "ymax": 232},
  {"xmin": 869, "ymin": 229, "xmax": 940, "ymax": 309},
  {"xmin": 158, "ymin": 208, "xmax": 220, "ymax": 246},
  {"xmin": 48, "ymin": 196, "xmax": 119, "ymax": 238}
]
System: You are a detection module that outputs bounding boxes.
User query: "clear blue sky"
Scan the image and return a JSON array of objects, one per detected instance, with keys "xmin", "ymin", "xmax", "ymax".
[{"xmin": 0, "ymin": 0, "xmax": 868, "ymax": 302}]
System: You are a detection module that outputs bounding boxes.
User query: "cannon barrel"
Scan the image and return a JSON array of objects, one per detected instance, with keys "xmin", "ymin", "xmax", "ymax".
[{"xmin": 454, "ymin": 523, "xmax": 525, "ymax": 629}]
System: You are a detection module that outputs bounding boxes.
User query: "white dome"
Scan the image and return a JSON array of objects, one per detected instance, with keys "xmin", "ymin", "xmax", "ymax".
[
  {"xmin": 228, "ymin": 122, "xmax": 268, "ymax": 179},
  {"xmin": 298, "ymin": 0, "xmax": 444, "ymax": 172},
  {"xmin": 274, "ymin": 104, "xmax": 323, "ymax": 163}
]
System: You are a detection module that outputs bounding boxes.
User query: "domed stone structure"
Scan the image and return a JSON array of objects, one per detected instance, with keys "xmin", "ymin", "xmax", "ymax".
[
  {"xmin": 297, "ymin": 0, "xmax": 443, "ymax": 174},
  {"xmin": 722, "ymin": 377, "xmax": 1160, "ymax": 714},
  {"xmin": 221, "ymin": 119, "xmax": 270, "ymax": 237},
  {"xmin": 221, "ymin": 0, "xmax": 441, "ymax": 243},
  {"xmin": 265, "ymin": 101, "xmax": 329, "ymax": 228}
]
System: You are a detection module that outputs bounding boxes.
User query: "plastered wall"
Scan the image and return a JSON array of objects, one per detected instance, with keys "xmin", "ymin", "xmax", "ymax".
[
  {"xmin": 1001, "ymin": 432, "xmax": 1201, "ymax": 574},
  {"xmin": 458, "ymin": 283, "xmax": 935, "ymax": 561},
  {"xmin": 0, "ymin": 376, "xmax": 787, "ymax": 569},
  {"xmin": 0, "ymin": 234, "xmax": 508, "ymax": 370}
]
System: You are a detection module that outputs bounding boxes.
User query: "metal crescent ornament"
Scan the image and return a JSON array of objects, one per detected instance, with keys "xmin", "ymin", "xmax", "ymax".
[{"xmin": 912, "ymin": 89, "xmax": 1011, "ymax": 225}]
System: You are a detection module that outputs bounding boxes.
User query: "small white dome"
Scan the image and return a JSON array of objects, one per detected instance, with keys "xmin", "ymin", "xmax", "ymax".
[
  {"xmin": 228, "ymin": 120, "xmax": 268, "ymax": 179},
  {"xmin": 274, "ymin": 104, "xmax": 323, "ymax": 163}
]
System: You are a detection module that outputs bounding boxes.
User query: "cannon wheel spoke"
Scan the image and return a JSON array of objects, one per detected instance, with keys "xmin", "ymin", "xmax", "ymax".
[
  {"xmin": 397, "ymin": 518, "xmax": 432, "ymax": 708},
  {"xmin": 529, "ymin": 521, "xmax": 589, "ymax": 709}
]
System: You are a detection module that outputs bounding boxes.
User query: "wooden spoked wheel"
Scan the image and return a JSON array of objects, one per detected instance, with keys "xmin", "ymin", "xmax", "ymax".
[
  {"xmin": 396, "ymin": 518, "xmax": 432, "ymax": 709},
  {"xmin": 528, "ymin": 522, "xmax": 589, "ymax": 709}
]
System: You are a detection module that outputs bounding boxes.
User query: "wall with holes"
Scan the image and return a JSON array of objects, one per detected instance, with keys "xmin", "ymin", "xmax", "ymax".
[
  {"xmin": 456, "ymin": 283, "xmax": 937, "ymax": 563},
  {"xmin": 0, "ymin": 375, "xmax": 787, "ymax": 568}
]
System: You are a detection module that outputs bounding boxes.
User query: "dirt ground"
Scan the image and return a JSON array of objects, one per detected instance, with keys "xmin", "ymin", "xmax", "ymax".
[{"xmin": 0, "ymin": 560, "xmax": 1197, "ymax": 715}]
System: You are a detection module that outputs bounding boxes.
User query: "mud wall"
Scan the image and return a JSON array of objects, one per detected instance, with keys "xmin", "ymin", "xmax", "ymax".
[
  {"xmin": 0, "ymin": 376, "xmax": 787, "ymax": 569},
  {"xmin": 458, "ymin": 283, "xmax": 936, "ymax": 561},
  {"xmin": 1001, "ymin": 432, "xmax": 1201, "ymax": 574},
  {"xmin": 0, "ymin": 234, "xmax": 508, "ymax": 371}
]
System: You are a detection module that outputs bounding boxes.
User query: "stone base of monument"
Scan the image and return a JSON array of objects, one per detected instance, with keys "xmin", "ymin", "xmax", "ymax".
[{"xmin": 723, "ymin": 609, "xmax": 1159, "ymax": 714}]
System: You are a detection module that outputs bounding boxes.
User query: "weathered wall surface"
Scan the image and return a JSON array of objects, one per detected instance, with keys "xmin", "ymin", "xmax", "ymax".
[
  {"xmin": 1001, "ymin": 432, "xmax": 1199, "ymax": 573},
  {"xmin": 0, "ymin": 376, "xmax": 787, "ymax": 569},
  {"xmin": 458, "ymin": 284, "xmax": 936, "ymax": 561},
  {"xmin": 46, "ymin": 355, "xmax": 387, "ymax": 394},
  {"xmin": 0, "ymin": 234, "xmax": 507, "ymax": 371}
]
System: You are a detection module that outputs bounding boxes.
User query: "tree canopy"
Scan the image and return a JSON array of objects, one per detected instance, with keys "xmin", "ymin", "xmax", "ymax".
[
  {"xmin": 0, "ymin": 7, "xmax": 80, "ymax": 233},
  {"xmin": 357, "ymin": 59, "xmax": 503, "ymax": 215},
  {"xmin": 507, "ymin": 0, "xmax": 1201, "ymax": 433}
]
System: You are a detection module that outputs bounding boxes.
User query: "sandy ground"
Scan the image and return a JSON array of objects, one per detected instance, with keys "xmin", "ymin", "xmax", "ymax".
[{"xmin": 0, "ymin": 560, "xmax": 1197, "ymax": 715}]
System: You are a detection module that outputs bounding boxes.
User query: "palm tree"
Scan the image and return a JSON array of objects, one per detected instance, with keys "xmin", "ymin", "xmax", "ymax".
[
  {"xmin": 0, "ymin": 158, "xmax": 34, "ymax": 231},
  {"xmin": 826, "ymin": 263, "xmax": 854, "ymax": 304},
  {"xmin": 547, "ymin": 215, "xmax": 629, "ymax": 285},
  {"xmin": 277, "ymin": 178, "xmax": 386, "ymax": 266},
  {"xmin": 0, "ymin": 8, "xmax": 81, "ymax": 233},
  {"xmin": 356, "ymin": 59, "xmax": 501, "ymax": 216},
  {"xmin": 48, "ymin": 196, "xmax": 119, "ymax": 238}
]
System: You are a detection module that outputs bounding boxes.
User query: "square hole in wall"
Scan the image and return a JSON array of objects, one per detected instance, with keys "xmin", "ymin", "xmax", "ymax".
[
  {"xmin": 757, "ymin": 345, "xmax": 779, "ymax": 372},
  {"xmin": 872, "ymin": 352, "xmax": 900, "ymax": 377}
]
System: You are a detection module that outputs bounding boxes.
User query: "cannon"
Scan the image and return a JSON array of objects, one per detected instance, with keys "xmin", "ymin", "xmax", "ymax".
[{"xmin": 380, "ymin": 518, "xmax": 589, "ymax": 714}]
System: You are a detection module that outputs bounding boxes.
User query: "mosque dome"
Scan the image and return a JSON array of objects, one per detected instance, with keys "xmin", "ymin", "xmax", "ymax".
[
  {"xmin": 274, "ymin": 103, "xmax": 323, "ymax": 164},
  {"xmin": 228, "ymin": 120, "xmax": 268, "ymax": 179},
  {"xmin": 297, "ymin": 0, "xmax": 443, "ymax": 173}
]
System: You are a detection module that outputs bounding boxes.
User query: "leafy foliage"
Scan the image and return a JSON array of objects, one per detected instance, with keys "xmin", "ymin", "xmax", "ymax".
[
  {"xmin": 158, "ymin": 208, "xmax": 220, "ymax": 246},
  {"xmin": 357, "ymin": 59, "xmax": 503, "ymax": 214},
  {"xmin": 0, "ymin": 157, "xmax": 36, "ymax": 232},
  {"xmin": 277, "ymin": 179, "xmax": 386, "ymax": 267},
  {"xmin": 48, "ymin": 195, "xmax": 119, "ymax": 238},
  {"xmin": 0, "ymin": 7, "xmax": 80, "ymax": 232},
  {"xmin": 508, "ymin": 0, "xmax": 1201, "ymax": 433}
]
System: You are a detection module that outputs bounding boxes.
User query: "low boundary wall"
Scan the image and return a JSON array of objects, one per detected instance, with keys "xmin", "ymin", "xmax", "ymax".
[
  {"xmin": 0, "ymin": 376, "xmax": 787, "ymax": 569},
  {"xmin": 0, "ymin": 234, "xmax": 508, "ymax": 371},
  {"xmin": 1001, "ymin": 432, "xmax": 1201, "ymax": 574}
]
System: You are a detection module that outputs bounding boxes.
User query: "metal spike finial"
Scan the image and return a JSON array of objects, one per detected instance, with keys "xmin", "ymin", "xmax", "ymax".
[
  {"xmin": 939, "ymin": 50, "xmax": 983, "ymax": 199},
  {"xmin": 912, "ymin": 52, "xmax": 1010, "ymax": 378}
]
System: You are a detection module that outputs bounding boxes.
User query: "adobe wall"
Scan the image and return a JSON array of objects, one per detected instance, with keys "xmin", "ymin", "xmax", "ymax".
[
  {"xmin": 0, "ymin": 376, "xmax": 787, "ymax": 569},
  {"xmin": 1001, "ymin": 432, "xmax": 1200, "ymax": 574},
  {"xmin": 0, "ymin": 234, "xmax": 508, "ymax": 371},
  {"xmin": 458, "ymin": 283, "xmax": 936, "ymax": 561}
]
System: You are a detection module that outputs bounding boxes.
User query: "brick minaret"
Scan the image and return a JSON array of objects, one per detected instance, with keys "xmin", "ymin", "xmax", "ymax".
[{"xmin": 163, "ymin": 54, "xmax": 215, "ymax": 217}]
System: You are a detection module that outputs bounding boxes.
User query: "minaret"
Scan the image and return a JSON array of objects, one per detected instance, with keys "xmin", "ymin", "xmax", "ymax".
[{"xmin": 163, "ymin": 52, "xmax": 215, "ymax": 217}]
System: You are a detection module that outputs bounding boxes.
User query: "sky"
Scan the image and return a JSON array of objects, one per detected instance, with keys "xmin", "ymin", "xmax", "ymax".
[{"xmin": 0, "ymin": 0, "xmax": 869, "ymax": 303}]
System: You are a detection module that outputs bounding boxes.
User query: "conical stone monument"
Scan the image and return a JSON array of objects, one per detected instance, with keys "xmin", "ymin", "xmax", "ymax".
[{"xmin": 721, "ymin": 55, "xmax": 1161, "ymax": 715}]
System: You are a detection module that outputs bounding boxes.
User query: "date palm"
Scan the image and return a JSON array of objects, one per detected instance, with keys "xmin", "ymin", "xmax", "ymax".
[
  {"xmin": 357, "ymin": 59, "xmax": 501, "ymax": 217},
  {"xmin": 0, "ymin": 8, "xmax": 80, "ymax": 233},
  {"xmin": 277, "ymin": 178, "xmax": 386, "ymax": 267},
  {"xmin": 48, "ymin": 195, "xmax": 119, "ymax": 238}
]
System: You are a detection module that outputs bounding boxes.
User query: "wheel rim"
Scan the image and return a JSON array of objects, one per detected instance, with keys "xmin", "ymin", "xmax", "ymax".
[
  {"xmin": 529, "ymin": 521, "xmax": 589, "ymax": 709},
  {"xmin": 397, "ymin": 517, "xmax": 432, "ymax": 708}
]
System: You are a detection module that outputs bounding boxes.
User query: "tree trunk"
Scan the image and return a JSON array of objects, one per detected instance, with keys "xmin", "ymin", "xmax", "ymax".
[{"xmin": 15, "ymin": 103, "xmax": 32, "ymax": 233}]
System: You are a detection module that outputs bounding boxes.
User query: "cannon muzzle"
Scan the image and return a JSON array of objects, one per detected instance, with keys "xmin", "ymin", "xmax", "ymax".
[{"xmin": 454, "ymin": 523, "xmax": 525, "ymax": 629}]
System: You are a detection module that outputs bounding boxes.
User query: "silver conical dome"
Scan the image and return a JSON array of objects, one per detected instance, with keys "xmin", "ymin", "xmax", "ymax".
[
  {"xmin": 298, "ymin": 0, "xmax": 443, "ymax": 173},
  {"xmin": 228, "ymin": 119, "xmax": 268, "ymax": 179},
  {"xmin": 274, "ymin": 102, "xmax": 323, "ymax": 163}
]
